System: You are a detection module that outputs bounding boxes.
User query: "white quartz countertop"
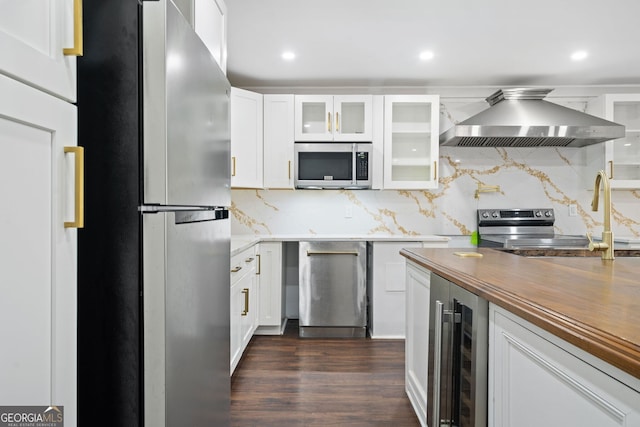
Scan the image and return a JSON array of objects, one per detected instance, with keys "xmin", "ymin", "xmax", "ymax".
[{"xmin": 231, "ymin": 234, "xmax": 450, "ymax": 255}]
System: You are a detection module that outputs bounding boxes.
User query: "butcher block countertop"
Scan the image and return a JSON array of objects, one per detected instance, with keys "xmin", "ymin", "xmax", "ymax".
[{"xmin": 400, "ymin": 247, "xmax": 640, "ymax": 380}]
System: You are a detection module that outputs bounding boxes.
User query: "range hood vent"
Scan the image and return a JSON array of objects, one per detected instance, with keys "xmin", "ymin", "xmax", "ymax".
[{"xmin": 440, "ymin": 88, "xmax": 625, "ymax": 148}]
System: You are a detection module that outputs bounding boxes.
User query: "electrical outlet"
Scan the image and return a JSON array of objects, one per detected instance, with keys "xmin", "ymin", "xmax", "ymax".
[
  {"xmin": 345, "ymin": 206, "xmax": 353, "ymax": 218},
  {"xmin": 569, "ymin": 204, "xmax": 578, "ymax": 217}
]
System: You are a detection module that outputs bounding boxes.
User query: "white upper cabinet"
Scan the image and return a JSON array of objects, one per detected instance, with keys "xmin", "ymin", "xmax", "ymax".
[
  {"xmin": 294, "ymin": 95, "xmax": 373, "ymax": 142},
  {"xmin": 586, "ymin": 94, "xmax": 640, "ymax": 189},
  {"xmin": 0, "ymin": 0, "xmax": 78, "ymax": 102},
  {"xmin": 264, "ymin": 95, "xmax": 295, "ymax": 189},
  {"xmin": 231, "ymin": 87, "xmax": 263, "ymax": 188},
  {"xmin": 383, "ymin": 95, "xmax": 440, "ymax": 189},
  {"xmin": 194, "ymin": 0, "xmax": 227, "ymax": 73}
]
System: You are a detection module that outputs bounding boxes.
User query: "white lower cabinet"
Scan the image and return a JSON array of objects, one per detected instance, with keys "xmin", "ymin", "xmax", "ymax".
[
  {"xmin": 490, "ymin": 304, "xmax": 640, "ymax": 427},
  {"xmin": 230, "ymin": 245, "xmax": 258, "ymax": 374},
  {"xmin": 405, "ymin": 262, "xmax": 431, "ymax": 427},
  {"xmin": 368, "ymin": 241, "xmax": 447, "ymax": 339},
  {"xmin": 368, "ymin": 241, "xmax": 422, "ymax": 338},
  {"xmin": 230, "ymin": 241, "xmax": 285, "ymax": 373},
  {"xmin": 255, "ymin": 242, "xmax": 286, "ymax": 335}
]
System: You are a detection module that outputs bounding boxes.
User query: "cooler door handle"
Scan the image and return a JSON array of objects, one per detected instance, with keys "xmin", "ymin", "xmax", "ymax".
[{"xmin": 432, "ymin": 300, "xmax": 444, "ymax": 427}]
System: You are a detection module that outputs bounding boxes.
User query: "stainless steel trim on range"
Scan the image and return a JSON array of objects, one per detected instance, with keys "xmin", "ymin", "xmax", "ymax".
[
  {"xmin": 477, "ymin": 208, "xmax": 589, "ymax": 249},
  {"xmin": 428, "ymin": 273, "xmax": 488, "ymax": 427},
  {"xmin": 294, "ymin": 142, "xmax": 372, "ymax": 189},
  {"xmin": 298, "ymin": 241, "xmax": 367, "ymax": 337}
]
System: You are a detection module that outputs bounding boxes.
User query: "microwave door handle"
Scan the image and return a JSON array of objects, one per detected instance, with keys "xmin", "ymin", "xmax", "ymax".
[
  {"xmin": 432, "ymin": 300, "xmax": 444, "ymax": 427},
  {"xmin": 352, "ymin": 144, "xmax": 356, "ymax": 185}
]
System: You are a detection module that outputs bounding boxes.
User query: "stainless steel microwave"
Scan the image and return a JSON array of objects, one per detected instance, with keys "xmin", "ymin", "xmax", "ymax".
[{"xmin": 294, "ymin": 143, "xmax": 372, "ymax": 189}]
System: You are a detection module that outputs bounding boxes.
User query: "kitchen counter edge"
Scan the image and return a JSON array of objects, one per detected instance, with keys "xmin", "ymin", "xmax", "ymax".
[
  {"xmin": 231, "ymin": 234, "xmax": 450, "ymax": 256},
  {"xmin": 400, "ymin": 247, "xmax": 640, "ymax": 385}
]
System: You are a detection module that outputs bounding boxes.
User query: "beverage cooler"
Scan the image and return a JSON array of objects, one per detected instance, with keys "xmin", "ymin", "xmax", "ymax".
[{"xmin": 427, "ymin": 273, "xmax": 488, "ymax": 427}]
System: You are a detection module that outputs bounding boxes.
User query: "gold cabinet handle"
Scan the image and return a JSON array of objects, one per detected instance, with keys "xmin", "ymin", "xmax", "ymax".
[
  {"xmin": 244, "ymin": 257, "xmax": 254, "ymax": 263},
  {"xmin": 336, "ymin": 112, "xmax": 340, "ymax": 132},
  {"xmin": 327, "ymin": 112, "xmax": 332, "ymax": 132},
  {"xmin": 231, "ymin": 156, "xmax": 236, "ymax": 176},
  {"xmin": 241, "ymin": 288, "xmax": 249, "ymax": 315},
  {"xmin": 288, "ymin": 160, "xmax": 291, "ymax": 179},
  {"xmin": 609, "ymin": 160, "xmax": 614, "ymax": 180},
  {"xmin": 433, "ymin": 161, "xmax": 438, "ymax": 181},
  {"xmin": 64, "ymin": 146, "xmax": 84, "ymax": 228},
  {"xmin": 63, "ymin": 0, "xmax": 83, "ymax": 56},
  {"xmin": 256, "ymin": 254, "xmax": 261, "ymax": 275},
  {"xmin": 230, "ymin": 266, "xmax": 242, "ymax": 273}
]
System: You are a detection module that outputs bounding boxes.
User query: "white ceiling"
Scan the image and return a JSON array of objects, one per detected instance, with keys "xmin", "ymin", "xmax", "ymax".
[{"xmin": 226, "ymin": 0, "xmax": 640, "ymax": 90}]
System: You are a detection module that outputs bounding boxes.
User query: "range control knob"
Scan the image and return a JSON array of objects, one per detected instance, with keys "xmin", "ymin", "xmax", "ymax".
[
  {"xmin": 535, "ymin": 211, "xmax": 542, "ymax": 217},
  {"xmin": 492, "ymin": 212, "xmax": 499, "ymax": 218},
  {"xmin": 481, "ymin": 212, "xmax": 489, "ymax": 218},
  {"xmin": 545, "ymin": 210, "xmax": 552, "ymax": 217}
]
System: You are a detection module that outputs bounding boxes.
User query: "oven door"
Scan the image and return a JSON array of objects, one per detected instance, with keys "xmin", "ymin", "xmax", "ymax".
[{"xmin": 294, "ymin": 143, "xmax": 371, "ymax": 189}]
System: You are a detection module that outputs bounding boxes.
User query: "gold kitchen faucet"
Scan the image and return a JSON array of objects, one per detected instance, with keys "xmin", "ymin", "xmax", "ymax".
[{"xmin": 588, "ymin": 170, "xmax": 615, "ymax": 260}]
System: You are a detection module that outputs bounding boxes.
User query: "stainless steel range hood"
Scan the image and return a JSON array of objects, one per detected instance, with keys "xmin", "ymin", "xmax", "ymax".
[{"xmin": 439, "ymin": 88, "xmax": 625, "ymax": 147}]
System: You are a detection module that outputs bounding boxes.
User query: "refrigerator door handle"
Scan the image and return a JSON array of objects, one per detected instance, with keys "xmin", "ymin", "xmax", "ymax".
[
  {"xmin": 432, "ymin": 300, "xmax": 444, "ymax": 427},
  {"xmin": 175, "ymin": 209, "xmax": 229, "ymax": 224},
  {"xmin": 139, "ymin": 206, "xmax": 229, "ymax": 222}
]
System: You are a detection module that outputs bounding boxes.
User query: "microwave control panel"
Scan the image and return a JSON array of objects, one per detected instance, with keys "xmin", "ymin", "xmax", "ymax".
[{"xmin": 356, "ymin": 152, "xmax": 369, "ymax": 180}]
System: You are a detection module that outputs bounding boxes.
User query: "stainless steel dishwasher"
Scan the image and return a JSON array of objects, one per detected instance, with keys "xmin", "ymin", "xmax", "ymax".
[{"xmin": 298, "ymin": 241, "xmax": 367, "ymax": 338}]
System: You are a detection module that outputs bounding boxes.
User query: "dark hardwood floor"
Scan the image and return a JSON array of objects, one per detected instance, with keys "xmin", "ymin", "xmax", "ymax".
[{"xmin": 230, "ymin": 320, "xmax": 420, "ymax": 426}]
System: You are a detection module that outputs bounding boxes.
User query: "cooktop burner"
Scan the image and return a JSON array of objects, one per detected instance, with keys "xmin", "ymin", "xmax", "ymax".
[{"xmin": 477, "ymin": 208, "xmax": 589, "ymax": 249}]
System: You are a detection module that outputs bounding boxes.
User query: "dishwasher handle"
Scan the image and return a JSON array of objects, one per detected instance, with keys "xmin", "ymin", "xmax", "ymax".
[{"xmin": 306, "ymin": 250, "xmax": 360, "ymax": 256}]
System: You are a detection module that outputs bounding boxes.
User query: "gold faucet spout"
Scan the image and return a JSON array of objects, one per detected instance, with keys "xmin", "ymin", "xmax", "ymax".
[{"xmin": 590, "ymin": 170, "xmax": 614, "ymax": 260}]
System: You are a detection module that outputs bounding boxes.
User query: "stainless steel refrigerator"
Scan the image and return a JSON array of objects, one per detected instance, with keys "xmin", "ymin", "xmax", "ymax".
[{"xmin": 77, "ymin": 1, "xmax": 230, "ymax": 425}]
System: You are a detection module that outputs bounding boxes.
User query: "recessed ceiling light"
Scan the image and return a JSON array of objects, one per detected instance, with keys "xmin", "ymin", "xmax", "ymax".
[
  {"xmin": 571, "ymin": 50, "xmax": 588, "ymax": 61},
  {"xmin": 282, "ymin": 51, "xmax": 296, "ymax": 61},
  {"xmin": 419, "ymin": 51, "xmax": 434, "ymax": 61},
  {"xmin": 624, "ymin": 143, "xmax": 632, "ymax": 147}
]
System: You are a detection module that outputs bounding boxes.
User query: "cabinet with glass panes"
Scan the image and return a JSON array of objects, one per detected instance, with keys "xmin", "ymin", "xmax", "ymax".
[
  {"xmin": 294, "ymin": 95, "xmax": 373, "ymax": 142},
  {"xmin": 383, "ymin": 95, "xmax": 440, "ymax": 189},
  {"xmin": 586, "ymin": 94, "xmax": 640, "ymax": 189}
]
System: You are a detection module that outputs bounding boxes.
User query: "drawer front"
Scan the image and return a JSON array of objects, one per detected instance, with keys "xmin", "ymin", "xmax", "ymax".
[{"xmin": 231, "ymin": 246, "xmax": 257, "ymax": 285}]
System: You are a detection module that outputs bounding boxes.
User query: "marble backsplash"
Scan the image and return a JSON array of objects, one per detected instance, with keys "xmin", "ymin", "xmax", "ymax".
[{"xmin": 231, "ymin": 96, "xmax": 640, "ymax": 240}]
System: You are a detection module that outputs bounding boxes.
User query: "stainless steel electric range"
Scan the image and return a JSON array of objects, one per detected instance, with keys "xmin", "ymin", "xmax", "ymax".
[{"xmin": 477, "ymin": 208, "xmax": 589, "ymax": 249}]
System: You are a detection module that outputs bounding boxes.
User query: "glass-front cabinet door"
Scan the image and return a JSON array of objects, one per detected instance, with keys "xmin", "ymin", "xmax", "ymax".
[
  {"xmin": 587, "ymin": 94, "xmax": 640, "ymax": 189},
  {"xmin": 383, "ymin": 95, "xmax": 440, "ymax": 189},
  {"xmin": 333, "ymin": 95, "xmax": 372, "ymax": 141},
  {"xmin": 294, "ymin": 95, "xmax": 372, "ymax": 142}
]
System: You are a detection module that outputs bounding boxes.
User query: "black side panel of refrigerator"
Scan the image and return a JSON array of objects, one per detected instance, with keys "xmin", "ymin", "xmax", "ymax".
[{"xmin": 77, "ymin": 1, "xmax": 142, "ymax": 425}]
